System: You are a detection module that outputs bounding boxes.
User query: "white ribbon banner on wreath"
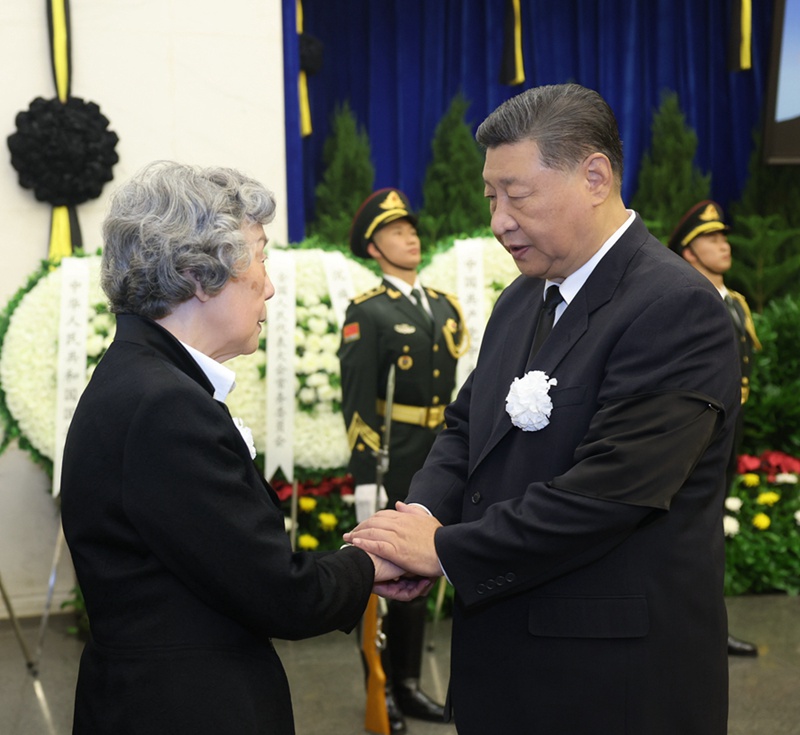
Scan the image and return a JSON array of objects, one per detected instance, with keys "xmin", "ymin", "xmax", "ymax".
[
  {"xmin": 52, "ymin": 257, "xmax": 90, "ymax": 497},
  {"xmin": 455, "ymin": 238, "xmax": 487, "ymax": 388},
  {"xmin": 265, "ymin": 249, "xmax": 296, "ymax": 483},
  {"xmin": 322, "ymin": 250, "xmax": 356, "ymax": 328}
]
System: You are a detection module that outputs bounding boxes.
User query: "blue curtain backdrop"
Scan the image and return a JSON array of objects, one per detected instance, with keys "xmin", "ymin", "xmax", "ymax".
[{"xmin": 283, "ymin": 0, "xmax": 773, "ymax": 243}]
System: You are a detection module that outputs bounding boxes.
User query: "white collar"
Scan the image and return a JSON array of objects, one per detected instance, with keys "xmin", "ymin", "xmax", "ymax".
[
  {"xmin": 180, "ymin": 342, "xmax": 237, "ymax": 401},
  {"xmin": 383, "ymin": 274, "xmax": 422, "ymax": 298},
  {"xmin": 546, "ymin": 209, "xmax": 636, "ymax": 310}
]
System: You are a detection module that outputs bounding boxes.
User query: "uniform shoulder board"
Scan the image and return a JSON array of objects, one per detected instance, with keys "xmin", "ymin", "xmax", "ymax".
[
  {"xmin": 426, "ymin": 286, "xmax": 457, "ymax": 301},
  {"xmin": 353, "ymin": 284, "xmax": 387, "ymax": 304}
]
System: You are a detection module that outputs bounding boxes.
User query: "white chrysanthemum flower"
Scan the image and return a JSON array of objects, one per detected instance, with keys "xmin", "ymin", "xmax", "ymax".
[
  {"xmin": 86, "ymin": 333, "xmax": 106, "ymax": 358},
  {"xmin": 305, "ymin": 371, "xmax": 330, "ymax": 388},
  {"xmin": 725, "ymin": 496, "xmax": 743, "ymax": 512},
  {"xmin": 775, "ymin": 473, "xmax": 798, "ymax": 484},
  {"xmin": 231, "ymin": 416, "xmax": 257, "ymax": 459},
  {"xmin": 723, "ymin": 515, "xmax": 741, "ymax": 537},
  {"xmin": 505, "ymin": 371, "xmax": 558, "ymax": 432},
  {"xmin": 298, "ymin": 387, "xmax": 317, "ymax": 405},
  {"xmin": 795, "ymin": 510, "xmax": 800, "ymax": 527},
  {"xmin": 307, "ymin": 316, "xmax": 329, "ymax": 336}
]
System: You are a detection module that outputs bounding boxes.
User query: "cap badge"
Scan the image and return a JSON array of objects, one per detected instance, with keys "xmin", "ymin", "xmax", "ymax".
[
  {"xmin": 699, "ymin": 203, "xmax": 721, "ymax": 221},
  {"xmin": 380, "ymin": 190, "xmax": 406, "ymax": 211}
]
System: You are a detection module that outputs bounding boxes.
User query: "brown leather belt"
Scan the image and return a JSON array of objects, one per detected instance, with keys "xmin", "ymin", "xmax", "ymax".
[{"xmin": 376, "ymin": 399, "xmax": 445, "ymax": 429}]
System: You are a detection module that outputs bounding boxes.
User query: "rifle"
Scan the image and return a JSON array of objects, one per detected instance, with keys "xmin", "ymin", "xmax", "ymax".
[
  {"xmin": 362, "ymin": 364, "xmax": 396, "ymax": 735},
  {"xmin": 362, "ymin": 594, "xmax": 389, "ymax": 734}
]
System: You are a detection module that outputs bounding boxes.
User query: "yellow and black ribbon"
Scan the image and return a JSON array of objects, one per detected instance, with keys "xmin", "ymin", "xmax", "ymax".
[
  {"xmin": 728, "ymin": 0, "xmax": 752, "ymax": 72},
  {"xmin": 500, "ymin": 0, "xmax": 525, "ymax": 86},
  {"xmin": 46, "ymin": 0, "xmax": 78, "ymax": 262}
]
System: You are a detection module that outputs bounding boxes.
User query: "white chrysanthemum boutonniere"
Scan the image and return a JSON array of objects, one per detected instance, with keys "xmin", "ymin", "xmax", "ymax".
[
  {"xmin": 505, "ymin": 370, "xmax": 557, "ymax": 432},
  {"xmin": 232, "ymin": 416, "xmax": 257, "ymax": 459}
]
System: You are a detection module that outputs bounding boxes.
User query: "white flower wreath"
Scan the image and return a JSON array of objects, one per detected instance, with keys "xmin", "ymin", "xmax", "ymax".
[
  {"xmin": 505, "ymin": 370, "xmax": 558, "ymax": 431},
  {"xmin": 0, "ymin": 241, "xmax": 520, "ymax": 476}
]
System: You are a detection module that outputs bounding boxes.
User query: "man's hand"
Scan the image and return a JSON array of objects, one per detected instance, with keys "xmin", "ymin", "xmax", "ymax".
[
  {"xmin": 363, "ymin": 543, "xmax": 436, "ymax": 601},
  {"xmin": 374, "ymin": 575, "xmax": 435, "ymax": 602},
  {"xmin": 344, "ymin": 502, "xmax": 443, "ymax": 578}
]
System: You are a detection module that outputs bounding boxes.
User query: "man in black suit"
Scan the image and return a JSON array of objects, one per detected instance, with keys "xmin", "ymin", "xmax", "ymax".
[
  {"xmin": 339, "ymin": 188, "xmax": 467, "ymax": 732},
  {"xmin": 60, "ymin": 162, "xmax": 418, "ymax": 735},
  {"xmin": 669, "ymin": 199, "xmax": 762, "ymax": 657},
  {"xmin": 347, "ymin": 84, "xmax": 739, "ymax": 734}
]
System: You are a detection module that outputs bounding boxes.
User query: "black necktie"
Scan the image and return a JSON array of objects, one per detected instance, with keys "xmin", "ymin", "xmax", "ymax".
[
  {"xmin": 528, "ymin": 285, "xmax": 564, "ymax": 362},
  {"xmin": 724, "ymin": 294, "xmax": 745, "ymax": 334},
  {"xmin": 410, "ymin": 288, "xmax": 433, "ymax": 325}
]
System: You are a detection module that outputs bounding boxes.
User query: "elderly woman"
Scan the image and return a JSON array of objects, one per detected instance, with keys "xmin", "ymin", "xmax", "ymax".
[{"xmin": 60, "ymin": 161, "xmax": 409, "ymax": 735}]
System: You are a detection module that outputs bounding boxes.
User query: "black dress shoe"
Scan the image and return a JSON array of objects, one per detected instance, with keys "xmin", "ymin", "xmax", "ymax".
[
  {"xmin": 727, "ymin": 634, "xmax": 758, "ymax": 656},
  {"xmin": 394, "ymin": 682, "xmax": 446, "ymax": 722},
  {"xmin": 385, "ymin": 688, "xmax": 407, "ymax": 734}
]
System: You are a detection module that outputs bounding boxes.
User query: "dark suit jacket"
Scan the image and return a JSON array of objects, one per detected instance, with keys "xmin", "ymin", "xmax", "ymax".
[
  {"xmin": 406, "ymin": 216, "xmax": 740, "ymax": 735},
  {"xmin": 338, "ymin": 279, "xmax": 464, "ymax": 504},
  {"xmin": 60, "ymin": 314, "xmax": 374, "ymax": 735}
]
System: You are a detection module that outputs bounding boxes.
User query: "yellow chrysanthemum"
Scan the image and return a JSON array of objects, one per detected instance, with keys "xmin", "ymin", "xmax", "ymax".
[
  {"xmin": 298, "ymin": 533, "xmax": 320, "ymax": 550},
  {"xmin": 318, "ymin": 512, "xmax": 338, "ymax": 532},
  {"xmin": 752, "ymin": 513, "xmax": 771, "ymax": 530},
  {"xmin": 756, "ymin": 491, "xmax": 780, "ymax": 506},
  {"xmin": 741, "ymin": 473, "xmax": 761, "ymax": 487},
  {"xmin": 299, "ymin": 496, "xmax": 318, "ymax": 513}
]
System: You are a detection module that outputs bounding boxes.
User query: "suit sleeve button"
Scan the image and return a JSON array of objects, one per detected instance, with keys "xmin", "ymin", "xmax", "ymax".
[
  {"xmin": 476, "ymin": 584, "xmax": 486, "ymax": 595},
  {"xmin": 505, "ymin": 573, "xmax": 516, "ymax": 583}
]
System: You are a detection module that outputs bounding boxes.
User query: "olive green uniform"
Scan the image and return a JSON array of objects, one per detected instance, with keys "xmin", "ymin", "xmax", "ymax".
[{"xmin": 339, "ymin": 280, "xmax": 467, "ymax": 506}]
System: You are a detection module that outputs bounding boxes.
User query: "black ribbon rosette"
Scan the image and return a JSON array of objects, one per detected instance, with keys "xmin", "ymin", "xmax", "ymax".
[{"xmin": 7, "ymin": 95, "xmax": 119, "ymax": 207}]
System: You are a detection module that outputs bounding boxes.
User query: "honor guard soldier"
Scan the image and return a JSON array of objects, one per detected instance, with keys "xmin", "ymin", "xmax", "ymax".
[
  {"xmin": 339, "ymin": 188, "xmax": 468, "ymax": 732},
  {"xmin": 669, "ymin": 200, "xmax": 762, "ymax": 658}
]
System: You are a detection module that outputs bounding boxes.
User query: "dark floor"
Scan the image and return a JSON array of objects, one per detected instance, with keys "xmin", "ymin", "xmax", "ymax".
[{"xmin": 1, "ymin": 595, "xmax": 798, "ymax": 734}]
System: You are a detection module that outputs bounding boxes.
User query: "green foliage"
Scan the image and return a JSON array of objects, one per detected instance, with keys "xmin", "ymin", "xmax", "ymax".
[
  {"xmin": 630, "ymin": 90, "xmax": 711, "ymax": 242},
  {"xmin": 60, "ymin": 585, "xmax": 91, "ymax": 639},
  {"xmin": 725, "ymin": 214, "xmax": 800, "ymax": 313},
  {"xmin": 730, "ymin": 127, "xmax": 800, "ymax": 230},
  {"xmin": 742, "ymin": 296, "xmax": 800, "ymax": 456},
  {"xmin": 726, "ymin": 127, "xmax": 800, "ymax": 308},
  {"xmin": 418, "ymin": 94, "xmax": 488, "ymax": 244},
  {"xmin": 724, "ymin": 455, "xmax": 800, "ymax": 596},
  {"xmin": 308, "ymin": 101, "xmax": 375, "ymax": 247}
]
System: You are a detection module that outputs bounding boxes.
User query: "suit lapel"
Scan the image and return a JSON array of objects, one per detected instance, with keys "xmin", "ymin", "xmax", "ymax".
[{"xmin": 472, "ymin": 215, "xmax": 650, "ymax": 472}]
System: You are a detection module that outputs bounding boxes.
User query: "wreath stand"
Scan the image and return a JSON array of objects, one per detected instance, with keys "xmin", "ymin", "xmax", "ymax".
[
  {"xmin": 31, "ymin": 521, "xmax": 67, "ymax": 674},
  {"xmin": 0, "ymin": 569, "xmax": 38, "ymax": 675}
]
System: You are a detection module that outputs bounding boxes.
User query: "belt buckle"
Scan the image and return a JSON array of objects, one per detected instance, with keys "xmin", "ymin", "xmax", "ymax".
[{"xmin": 426, "ymin": 407, "xmax": 442, "ymax": 429}]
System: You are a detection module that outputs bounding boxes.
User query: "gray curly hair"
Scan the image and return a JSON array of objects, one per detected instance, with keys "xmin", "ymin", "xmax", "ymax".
[{"xmin": 101, "ymin": 161, "xmax": 276, "ymax": 319}]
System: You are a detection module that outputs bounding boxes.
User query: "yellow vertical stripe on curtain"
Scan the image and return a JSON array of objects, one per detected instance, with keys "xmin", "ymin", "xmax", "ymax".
[
  {"xmin": 511, "ymin": 0, "xmax": 525, "ymax": 85},
  {"xmin": 739, "ymin": 0, "xmax": 752, "ymax": 71},
  {"xmin": 297, "ymin": 0, "xmax": 312, "ymax": 137},
  {"xmin": 50, "ymin": 0, "xmax": 70, "ymax": 103}
]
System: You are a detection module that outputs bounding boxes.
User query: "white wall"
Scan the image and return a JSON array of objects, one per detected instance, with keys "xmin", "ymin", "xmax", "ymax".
[{"xmin": 0, "ymin": 0, "xmax": 288, "ymax": 619}]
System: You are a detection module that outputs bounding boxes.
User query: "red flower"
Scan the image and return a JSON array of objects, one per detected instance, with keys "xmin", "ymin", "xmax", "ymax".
[
  {"xmin": 737, "ymin": 454, "xmax": 762, "ymax": 474},
  {"xmin": 759, "ymin": 450, "xmax": 800, "ymax": 475}
]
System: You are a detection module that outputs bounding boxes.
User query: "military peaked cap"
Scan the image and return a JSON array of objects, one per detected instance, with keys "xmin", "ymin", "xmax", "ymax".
[
  {"xmin": 668, "ymin": 200, "xmax": 731, "ymax": 253},
  {"xmin": 349, "ymin": 188, "xmax": 417, "ymax": 259}
]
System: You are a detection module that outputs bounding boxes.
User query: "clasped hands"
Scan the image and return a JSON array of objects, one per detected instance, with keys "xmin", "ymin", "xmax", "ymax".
[{"xmin": 345, "ymin": 502, "xmax": 442, "ymax": 601}]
